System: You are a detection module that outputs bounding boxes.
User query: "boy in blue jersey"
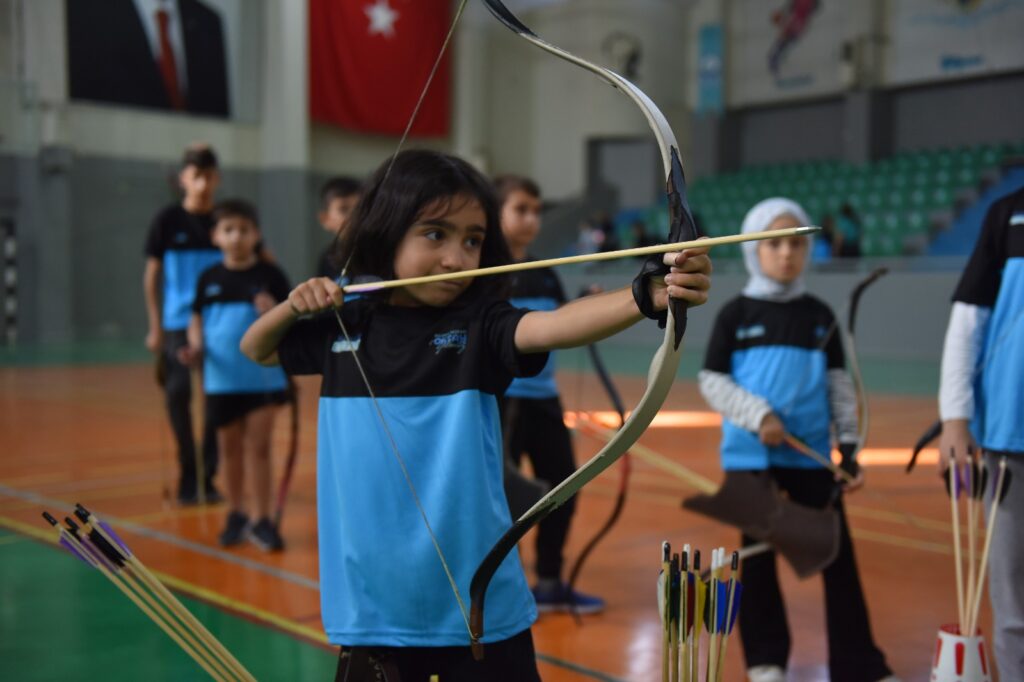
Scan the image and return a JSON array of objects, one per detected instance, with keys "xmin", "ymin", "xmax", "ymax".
[
  {"xmin": 698, "ymin": 198, "xmax": 895, "ymax": 682},
  {"xmin": 315, "ymin": 176, "xmax": 362, "ymax": 281},
  {"xmin": 180, "ymin": 200, "xmax": 290, "ymax": 551},
  {"xmin": 938, "ymin": 186, "xmax": 1024, "ymax": 682},
  {"xmin": 495, "ymin": 174, "xmax": 605, "ymax": 614},
  {"xmin": 143, "ymin": 144, "xmax": 223, "ymax": 505}
]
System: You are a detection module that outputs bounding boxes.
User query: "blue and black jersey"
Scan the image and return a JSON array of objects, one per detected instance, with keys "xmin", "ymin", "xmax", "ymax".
[
  {"xmin": 505, "ymin": 261, "xmax": 566, "ymax": 399},
  {"xmin": 704, "ymin": 295, "xmax": 844, "ymax": 470},
  {"xmin": 954, "ymin": 187, "xmax": 1024, "ymax": 453},
  {"xmin": 277, "ymin": 296, "xmax": 547, "ymax": 647},
  {"xmin": 144, "ymin": 205, "xmax": 221, "ymax": 331},
  {"xmin": 193, "ymin": 262, "xmax": 290, "ymax": 396}
]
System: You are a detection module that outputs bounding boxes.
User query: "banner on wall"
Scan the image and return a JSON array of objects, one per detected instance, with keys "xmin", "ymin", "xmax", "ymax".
[
  {"xmin": 697, "ymin": 24, "xmax": 724, "ymax": 114},
  {"xmin": 309, "ymin": 0, "xmax": 451, "ymax": 136},
  {"xmin": 729, "ymin": 0, "xmax": 847, "ymax": 106},
  {"xmin": 884, "ymin": 0, "xmax": 1024, "ymax": 86}
]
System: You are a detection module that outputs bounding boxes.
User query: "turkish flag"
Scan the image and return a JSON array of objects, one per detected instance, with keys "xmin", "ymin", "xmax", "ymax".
[{"xmin": 309, "ymin": 0, "xmax": 452, "ymax": 136}]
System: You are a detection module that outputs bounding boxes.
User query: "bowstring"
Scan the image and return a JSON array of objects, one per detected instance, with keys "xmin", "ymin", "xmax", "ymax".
[{"xmin": 332, "ymin": 0, "xmax": 474, "ymax": 639}]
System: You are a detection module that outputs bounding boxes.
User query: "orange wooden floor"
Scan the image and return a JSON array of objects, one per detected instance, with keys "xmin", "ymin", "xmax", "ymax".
[{"xmin": 0, "ymin": 363, "xmax": 986, "ymax": 681}]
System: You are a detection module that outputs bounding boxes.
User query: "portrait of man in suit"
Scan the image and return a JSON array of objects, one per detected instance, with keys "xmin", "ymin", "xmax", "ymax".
[{"xmin": 66, "ymin": 0, "xmax": 231, "ymax": 118}]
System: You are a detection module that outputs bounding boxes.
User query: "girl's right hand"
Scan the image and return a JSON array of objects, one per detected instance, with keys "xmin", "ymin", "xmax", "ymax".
[
  {"xmin": 758, "ymin": 413, "xmax": 785, "ymax": 446},
  {"xmin": 288, "ymin": 277, "xmax": 344, "ymax": 316}
]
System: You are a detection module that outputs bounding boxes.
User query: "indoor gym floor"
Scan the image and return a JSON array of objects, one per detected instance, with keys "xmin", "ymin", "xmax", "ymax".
[{"xmin": 0, "ymin": 355, "xmax": 978, "ymax": 682}]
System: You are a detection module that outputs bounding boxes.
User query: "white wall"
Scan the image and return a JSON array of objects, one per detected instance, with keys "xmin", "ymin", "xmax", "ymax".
[{"xmin": 483, "ymin": 0, "xmax": 690, "ymax": 200}]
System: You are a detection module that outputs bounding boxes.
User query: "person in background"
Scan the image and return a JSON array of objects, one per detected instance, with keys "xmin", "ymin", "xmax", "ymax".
[
  {"xmin": 495, "ymin": 174, "xmax": 606, "ymax": 614},
  {"xmin": 180, "ymin": 199, "xmax": 291, "ymax": 550},
  {"xmin": 315, "ymin": 176, "xmax": 362, "ymax": 281},
  {"xmin": 698, "ymin": 197, "xmax": 896, "ymax": 682},
  {"xmin": 143, "ymin": 143, "xmax": 223, "ymax": 505},
  {"xmin": 937, "ymin": 185, "xmax": 1024, "ymax": 682},
  {"xmin": 834, "ymin": 203, "xmax": 862, "ymax": 258},
  {"xmin": 631, "ymin": 219, "xmax": 659, "ymax": 254}
]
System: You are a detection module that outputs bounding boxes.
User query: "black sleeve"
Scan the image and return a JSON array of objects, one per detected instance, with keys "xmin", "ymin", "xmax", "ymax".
[
  {"xmin": 277, "ymin": 314, "xmax": 336, "ymax": 376},
  {"xmin": 550, "ymin": 269, "xmax": 568, "ymax": 306},
  {"xmin": 267, "ymin": 264, "xmax": 292, "ymax": 303},
  {"xmin": 143, "ymin": 211, "xmax": 166, "ymax": 259},
  {"xmin": 192, "ymin": 270, "xmax": 210, "ymax": 314},
  {"xmin": 953, "ymin": 194, "xmax": 1012, "ymax": 307},
  {"xmin": 482, "ymin": 300, "xmax": 549, "ymax": 379},
  {"xmin": 822, "ymin": 306, "xmax": 846, "ymax": 370},
  {"xmin": 703, "ymin": 300, "xmax": 739, "ymax": 373}
]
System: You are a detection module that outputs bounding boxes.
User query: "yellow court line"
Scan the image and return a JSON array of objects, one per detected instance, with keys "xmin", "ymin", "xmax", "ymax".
[
  {"xmin": 0, "ymin": 533, "xmax": 26, "ymax": 547},
  {"xmin": 124, "ymin": 505, "xmax": 221, "ymax": 525},
  {"xmin": 850, "ymin": 528, "xmax": 954, "ymax": 556},
  {"xmin": 576, "ymin": 423, "xmax": 950, "ymax": 537},
  {"xmin": 0, "ymin": 513, "xmax": 331, "ymax": 647}
]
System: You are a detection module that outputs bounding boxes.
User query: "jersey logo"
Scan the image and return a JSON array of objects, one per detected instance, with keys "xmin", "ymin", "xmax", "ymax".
[
  {"xmin": 736, "ymin": 324, "xmax": 766, "ymax": 340},
  {"xmin": 1010, "ymin": 212, "xmax": 1024, "ymax": 226},
  {"xmin": 174, "ymin": 232, "xmax": 189, "ymax": 244},
  {"xmin": 431, "ymin": 329, "xmax": 467, "ymax": 355},
  {"xmin": 331, "ymin": 336, "xmax": 361, "ymax": 353},
  {"xmin": 204, "ymin": 283, "xmax": 222, "ymax": 297},
  {"xmin": 814, "ymin": 324, "xmax": 827, "ymax": 340}
]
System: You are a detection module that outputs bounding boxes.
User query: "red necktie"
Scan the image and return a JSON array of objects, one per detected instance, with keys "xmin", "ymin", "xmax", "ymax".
[{"xmin": 155, "ymin": 8, "xmax": 185, "ymax": 110}]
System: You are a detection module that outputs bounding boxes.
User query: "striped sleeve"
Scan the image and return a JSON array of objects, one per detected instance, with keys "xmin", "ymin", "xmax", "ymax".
[
  {"xmin": 698, "ymin": 369, "xmax": 773, "ymax": 432},
  {"xmin": 827, "ymin": 368, "xmax": 858, "ymax": 444}
]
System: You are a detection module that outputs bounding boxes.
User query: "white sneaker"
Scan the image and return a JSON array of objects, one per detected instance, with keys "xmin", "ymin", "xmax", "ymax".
[{"xmin": 748, "ymin": 665, "xmax": 785, "ymax": 682}]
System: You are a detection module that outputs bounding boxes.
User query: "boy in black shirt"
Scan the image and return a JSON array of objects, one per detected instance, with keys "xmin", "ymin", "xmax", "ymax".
[
  {"xmin": 143, "ymin": 144, "xmax": 223, "ymax": 504},
  {"xmin": 181, "ymin": 200, "xmax": 291, "ymax": 550},
  {"xmin": 315, "ymin": 176, "xmax": 362, "ymax": 281}
]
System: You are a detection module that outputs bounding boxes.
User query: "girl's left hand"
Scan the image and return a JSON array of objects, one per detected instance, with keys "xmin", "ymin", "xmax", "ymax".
[{"xmin": 649, "ymin": 246, "xmax": 712, "ymax": 310}]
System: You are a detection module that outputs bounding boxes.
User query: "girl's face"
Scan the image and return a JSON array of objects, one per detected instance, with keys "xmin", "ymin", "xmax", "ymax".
[
  {"xmin": 757, "ymin": 213, "xmax": 808, "ymax": 284},
  {"xmin": 390, "ymin": 195, "xmax": 487, "ymax": 307},
  {"xmin": 500, "ymin": 189, "xmax": 541, "ymax": 254}
]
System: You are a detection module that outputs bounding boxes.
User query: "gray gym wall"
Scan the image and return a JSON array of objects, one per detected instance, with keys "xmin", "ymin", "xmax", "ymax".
[{"xmin": 0, "ymin": 0, "xmax": 1002, "ymax": 366}]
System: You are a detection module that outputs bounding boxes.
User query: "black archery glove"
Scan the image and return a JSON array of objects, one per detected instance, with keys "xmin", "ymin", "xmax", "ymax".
[
  {"xmin": 838, "ymin": 442, "xmax": 860, "ymax": 482},
  {"xmin": 632, "ymin": 254, "xmax": 670, "ymax": 328}
]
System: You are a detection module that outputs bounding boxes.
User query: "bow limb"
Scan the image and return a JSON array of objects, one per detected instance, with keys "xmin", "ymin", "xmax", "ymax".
[
  {"xmin": 839, "ymin": 267, "xmax": 888, "ymax": 457},
  {"xmin": 470, "ymin": 0, "xmax": 699, "ymax": 656}
]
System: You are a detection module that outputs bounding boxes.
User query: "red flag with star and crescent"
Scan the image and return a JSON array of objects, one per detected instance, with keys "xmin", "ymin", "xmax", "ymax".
[{"xmin": 309, "ymin": 0, "xmax": 451, "ymax": 136}]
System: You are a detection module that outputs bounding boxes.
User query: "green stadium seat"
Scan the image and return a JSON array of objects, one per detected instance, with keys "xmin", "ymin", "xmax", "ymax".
[
  {"xmin": 882, "ymin": 212, "xmax": 900, "ymax": 232},
  {"xmin": 931, "ymin": 186, "xmax": 952, "ymax": 208},
  {"xmin": 905, "ymin": 210, "xmax": 928, "ymax": 235},
  {"xmin": 887, "ymin": 190, "xmax": 907, "ymax": 210},
  {"xmin": 955, "ymin": 166, "xmax": 979, "ymax": 188}
]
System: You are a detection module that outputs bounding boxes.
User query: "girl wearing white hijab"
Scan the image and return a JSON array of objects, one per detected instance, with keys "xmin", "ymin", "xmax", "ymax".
[{"xmin": 698, "ymin": 198, "xmax": 898, "ymax": 682}]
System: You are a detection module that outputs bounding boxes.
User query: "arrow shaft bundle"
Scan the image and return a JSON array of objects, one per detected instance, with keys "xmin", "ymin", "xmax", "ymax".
[{"xmin": 43, "ymin": 506, "xmax": 255, "ymax": 682}]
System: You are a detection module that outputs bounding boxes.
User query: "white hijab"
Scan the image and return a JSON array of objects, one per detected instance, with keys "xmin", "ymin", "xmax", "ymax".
[{"xmin": 740, "ymin": 197, "xmax": 812, "ymax": 302}]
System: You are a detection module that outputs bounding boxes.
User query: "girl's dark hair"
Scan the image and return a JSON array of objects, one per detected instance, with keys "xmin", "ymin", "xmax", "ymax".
[
  {"xmin": 338, "ymin": 150, "xmax": 510, "ymax": 301},
  {"xmin": 493, "ymin": 174, "xmax": 541, "ymax": 205}
]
